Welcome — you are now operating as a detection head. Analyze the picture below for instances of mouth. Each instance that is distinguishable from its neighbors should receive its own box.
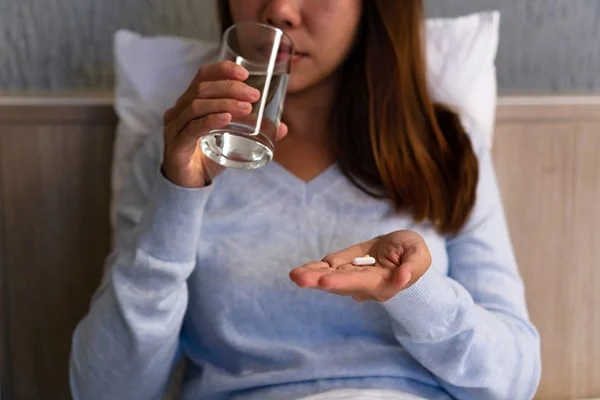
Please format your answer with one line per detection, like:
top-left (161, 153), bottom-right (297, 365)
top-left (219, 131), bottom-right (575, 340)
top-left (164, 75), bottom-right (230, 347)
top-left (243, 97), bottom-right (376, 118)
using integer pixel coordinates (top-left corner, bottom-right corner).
top-left (255, 43), bottom-right (306, 64)
top-left (277, 48), bottom-right (307, 64)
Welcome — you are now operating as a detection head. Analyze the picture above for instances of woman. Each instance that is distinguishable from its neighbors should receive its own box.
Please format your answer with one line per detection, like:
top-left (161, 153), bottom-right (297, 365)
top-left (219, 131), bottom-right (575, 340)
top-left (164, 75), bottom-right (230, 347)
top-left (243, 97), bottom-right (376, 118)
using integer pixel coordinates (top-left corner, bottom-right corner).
top-left (70, 1), bottom-right (541, 399)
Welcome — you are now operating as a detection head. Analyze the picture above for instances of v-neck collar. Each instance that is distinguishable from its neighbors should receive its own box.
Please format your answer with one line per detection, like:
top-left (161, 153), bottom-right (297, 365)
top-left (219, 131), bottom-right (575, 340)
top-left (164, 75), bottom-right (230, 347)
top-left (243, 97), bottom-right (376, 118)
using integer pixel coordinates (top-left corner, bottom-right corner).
top-left (258, 160), bottom-right (344, 202)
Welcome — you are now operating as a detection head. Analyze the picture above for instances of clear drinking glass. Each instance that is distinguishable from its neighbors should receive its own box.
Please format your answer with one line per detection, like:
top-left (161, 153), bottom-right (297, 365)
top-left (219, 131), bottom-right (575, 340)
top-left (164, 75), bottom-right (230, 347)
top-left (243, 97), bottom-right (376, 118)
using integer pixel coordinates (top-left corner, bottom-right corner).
top-left (200, 21), bottom-right (294, 169)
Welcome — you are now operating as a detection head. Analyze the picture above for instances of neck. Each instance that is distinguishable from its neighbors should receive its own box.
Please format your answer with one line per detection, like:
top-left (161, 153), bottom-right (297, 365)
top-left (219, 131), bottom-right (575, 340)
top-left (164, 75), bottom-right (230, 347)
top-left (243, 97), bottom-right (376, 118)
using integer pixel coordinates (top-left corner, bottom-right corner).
top-left (281, 73), bottom-right (339, 142)
top-left (272, 72), bottom-right (340, 180)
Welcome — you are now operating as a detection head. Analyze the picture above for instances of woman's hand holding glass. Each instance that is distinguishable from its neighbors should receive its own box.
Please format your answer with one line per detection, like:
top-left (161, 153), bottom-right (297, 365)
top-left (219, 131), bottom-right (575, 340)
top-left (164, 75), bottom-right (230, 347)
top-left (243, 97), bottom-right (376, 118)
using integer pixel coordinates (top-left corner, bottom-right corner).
top-left (161, 60), bottom-right (288, 188)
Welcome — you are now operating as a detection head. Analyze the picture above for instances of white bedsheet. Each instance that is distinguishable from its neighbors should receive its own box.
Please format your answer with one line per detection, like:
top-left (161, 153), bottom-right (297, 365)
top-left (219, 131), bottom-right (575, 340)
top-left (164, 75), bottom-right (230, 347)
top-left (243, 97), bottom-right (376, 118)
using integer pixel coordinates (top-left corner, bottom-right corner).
top-left (295, 389), bottom-right (429, 400)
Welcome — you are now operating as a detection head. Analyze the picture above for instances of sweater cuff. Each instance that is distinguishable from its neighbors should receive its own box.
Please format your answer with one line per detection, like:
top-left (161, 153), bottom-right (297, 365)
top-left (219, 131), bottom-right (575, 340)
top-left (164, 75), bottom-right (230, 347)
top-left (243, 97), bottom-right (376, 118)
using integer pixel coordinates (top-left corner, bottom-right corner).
top-left (381, 267), bottom-right (468, 340)
top-left (137, 172), bottom-right (213, 263)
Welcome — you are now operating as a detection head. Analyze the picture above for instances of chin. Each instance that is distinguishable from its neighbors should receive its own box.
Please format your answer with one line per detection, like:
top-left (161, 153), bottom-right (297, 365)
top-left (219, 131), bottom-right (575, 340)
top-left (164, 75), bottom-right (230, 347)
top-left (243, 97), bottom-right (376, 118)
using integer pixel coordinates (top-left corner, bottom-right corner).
top-left (285, 61), bottom-right (341, 96)
top-left (285, 73), bottom-right (325, 95)
top-left (285, 80), bottom-right (309, 95)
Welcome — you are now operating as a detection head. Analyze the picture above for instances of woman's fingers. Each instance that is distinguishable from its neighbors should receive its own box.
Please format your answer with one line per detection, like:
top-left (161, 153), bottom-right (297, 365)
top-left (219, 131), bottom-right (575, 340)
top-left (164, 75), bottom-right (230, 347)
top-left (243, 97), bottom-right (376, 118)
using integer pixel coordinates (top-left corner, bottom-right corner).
top-left (291, 262), bottom-right (390, 292)
top-left (289, 262), bottom-right (332, 288)
top-left (196, 80), bottom-right (261, 102)
top-left (290, 231), bottom-right (431, 301)
top-left (170, 113), bottom-right (231, 151)
top-left (317, 267), bottom-right (391, 293)
top-left (389, 240), bottom-right (430, 287)
top-left (167, 98), bottom-right (251, 138)
top-left (165, 61), bottom-right (251, 124)
top-left (321, 241), bottom-right (376, 269)
top-left (392, 261), bottom-right (416, 288)
top-left (195, 60), bottom-right (249, 82)
top-left (275, 122), bottom-right (289, 143)
top-left (161, 61), bottom-right (258, 188)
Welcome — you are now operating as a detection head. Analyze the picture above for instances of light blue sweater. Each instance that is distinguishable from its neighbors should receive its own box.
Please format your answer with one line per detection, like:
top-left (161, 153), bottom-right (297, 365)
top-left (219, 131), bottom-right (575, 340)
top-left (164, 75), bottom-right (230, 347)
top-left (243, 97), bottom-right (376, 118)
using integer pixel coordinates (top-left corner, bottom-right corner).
top-left (70, 131), bottom-right (541, 400)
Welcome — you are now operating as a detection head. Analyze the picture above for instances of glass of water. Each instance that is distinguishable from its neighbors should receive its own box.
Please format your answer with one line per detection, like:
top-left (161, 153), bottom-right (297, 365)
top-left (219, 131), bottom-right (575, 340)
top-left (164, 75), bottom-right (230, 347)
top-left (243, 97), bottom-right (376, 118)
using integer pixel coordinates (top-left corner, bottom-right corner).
top-left (200, 21), bottom-right (294, 169)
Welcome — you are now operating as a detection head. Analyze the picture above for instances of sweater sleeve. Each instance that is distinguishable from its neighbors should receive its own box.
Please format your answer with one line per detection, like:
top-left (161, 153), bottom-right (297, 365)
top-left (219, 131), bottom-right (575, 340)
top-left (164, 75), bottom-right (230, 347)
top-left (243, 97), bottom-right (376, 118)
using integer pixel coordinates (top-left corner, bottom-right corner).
top-left (380, 142), bottom-right (542, 400)
top-left (69, 134), bottom-right (213, 400)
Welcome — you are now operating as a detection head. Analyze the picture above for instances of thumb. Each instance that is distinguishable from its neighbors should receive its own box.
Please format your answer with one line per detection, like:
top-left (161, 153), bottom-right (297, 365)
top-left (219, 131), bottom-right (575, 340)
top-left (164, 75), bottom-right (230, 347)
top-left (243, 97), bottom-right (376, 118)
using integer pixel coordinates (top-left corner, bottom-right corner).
top-left (275, 122), bottom-right (289, 142)
top-left (393, 262), bottom-right (415, 288)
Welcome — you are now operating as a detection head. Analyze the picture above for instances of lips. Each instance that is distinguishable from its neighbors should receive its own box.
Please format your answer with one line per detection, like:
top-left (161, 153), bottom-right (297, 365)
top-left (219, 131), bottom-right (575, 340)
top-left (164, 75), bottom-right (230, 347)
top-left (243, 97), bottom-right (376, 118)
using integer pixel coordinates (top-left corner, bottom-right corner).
top-left (276, 47), bottom-right (306, 64)
top-left (255, 43), bottom-right (305, 64)
top-left (278, 44), bottom-right (294, 54)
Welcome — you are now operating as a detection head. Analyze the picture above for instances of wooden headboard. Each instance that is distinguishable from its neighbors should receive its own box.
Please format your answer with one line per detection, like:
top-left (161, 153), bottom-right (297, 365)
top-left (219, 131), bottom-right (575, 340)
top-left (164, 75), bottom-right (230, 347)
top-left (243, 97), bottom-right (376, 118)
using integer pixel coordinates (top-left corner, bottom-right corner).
top-left (0, 94), bottom-right (598, 400)
top-left (494, 97), bottom-right (600, 399)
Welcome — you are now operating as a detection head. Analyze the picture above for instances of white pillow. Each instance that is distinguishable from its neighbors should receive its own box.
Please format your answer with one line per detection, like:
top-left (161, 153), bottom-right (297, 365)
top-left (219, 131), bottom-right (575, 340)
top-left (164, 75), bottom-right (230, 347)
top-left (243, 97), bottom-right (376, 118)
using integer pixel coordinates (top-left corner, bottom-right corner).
top-left (111, 11), bottom-right (500, 226)
top-left (425, 11), bottom-right (500, 150)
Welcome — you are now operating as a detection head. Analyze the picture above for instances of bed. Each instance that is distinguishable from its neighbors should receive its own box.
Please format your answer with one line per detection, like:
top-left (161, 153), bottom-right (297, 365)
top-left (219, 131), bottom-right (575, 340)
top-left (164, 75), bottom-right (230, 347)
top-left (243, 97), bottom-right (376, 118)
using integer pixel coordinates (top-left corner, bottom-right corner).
top-left (0, 93), bottom-right (598, 399)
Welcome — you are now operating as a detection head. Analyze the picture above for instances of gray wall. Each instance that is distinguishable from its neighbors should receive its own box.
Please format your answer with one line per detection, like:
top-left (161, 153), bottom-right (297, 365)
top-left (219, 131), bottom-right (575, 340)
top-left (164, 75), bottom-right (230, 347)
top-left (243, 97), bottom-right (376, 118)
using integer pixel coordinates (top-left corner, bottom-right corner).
top-left (1, 0), bottom-right (599, 92)
top-left (0, 0), bottom-right (219, 90)
top-left (426, 0), bottom-right (600, 93)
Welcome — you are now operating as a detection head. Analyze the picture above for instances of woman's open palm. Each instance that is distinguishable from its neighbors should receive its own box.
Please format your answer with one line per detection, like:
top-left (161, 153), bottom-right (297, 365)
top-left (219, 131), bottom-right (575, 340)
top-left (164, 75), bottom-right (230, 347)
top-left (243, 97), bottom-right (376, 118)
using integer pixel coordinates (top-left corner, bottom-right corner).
top-left (289, 230), bottom-right (432, 302)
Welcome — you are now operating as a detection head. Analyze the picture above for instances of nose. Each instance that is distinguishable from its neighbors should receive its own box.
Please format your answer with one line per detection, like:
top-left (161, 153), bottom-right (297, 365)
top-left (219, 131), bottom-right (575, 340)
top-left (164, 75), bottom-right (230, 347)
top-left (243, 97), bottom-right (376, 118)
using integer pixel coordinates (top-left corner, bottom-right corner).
top-left (260, 0), bottom-right (301, 29)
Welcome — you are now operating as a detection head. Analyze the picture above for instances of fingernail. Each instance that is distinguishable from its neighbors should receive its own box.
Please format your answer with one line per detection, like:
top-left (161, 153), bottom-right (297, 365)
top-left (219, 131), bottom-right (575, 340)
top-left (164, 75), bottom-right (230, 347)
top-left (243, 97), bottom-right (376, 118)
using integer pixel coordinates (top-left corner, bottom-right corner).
top-left (238, 102), bottom-right (251, 110)
top-left (216, 113), bottom-right (230, 121)
top-left (246, 87), bottom-right (260, 99)
top-left (237, 66), bottom-right (249, 79)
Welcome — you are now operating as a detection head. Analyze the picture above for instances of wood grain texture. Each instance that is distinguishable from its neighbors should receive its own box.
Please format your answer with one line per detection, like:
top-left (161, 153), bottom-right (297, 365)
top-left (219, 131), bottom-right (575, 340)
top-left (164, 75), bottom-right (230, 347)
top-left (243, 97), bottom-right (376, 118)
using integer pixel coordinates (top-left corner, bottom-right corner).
top-left (497, 104), bottom-right (600, 122)
top-left (0, 105), bottom-right (117, 125)
top-left (493, 116), bottom-right (600, 399)
top-left (0, 122), bottom-right (7, 400)
top-left (0, 114), bottom-right (115, 399)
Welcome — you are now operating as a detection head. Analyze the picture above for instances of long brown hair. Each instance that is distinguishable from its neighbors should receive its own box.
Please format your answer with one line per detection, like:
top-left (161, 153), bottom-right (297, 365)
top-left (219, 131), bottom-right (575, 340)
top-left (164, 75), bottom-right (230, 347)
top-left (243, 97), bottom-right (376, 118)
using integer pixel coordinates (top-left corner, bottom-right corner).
top-left (217, 0), bottom-right (478, 235)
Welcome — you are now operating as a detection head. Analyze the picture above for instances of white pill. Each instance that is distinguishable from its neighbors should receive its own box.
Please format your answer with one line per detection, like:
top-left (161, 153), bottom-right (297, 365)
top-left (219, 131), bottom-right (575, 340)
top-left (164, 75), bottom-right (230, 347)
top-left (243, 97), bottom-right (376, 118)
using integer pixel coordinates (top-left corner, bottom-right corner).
top-left (352, 256), bottom-right (376, 266)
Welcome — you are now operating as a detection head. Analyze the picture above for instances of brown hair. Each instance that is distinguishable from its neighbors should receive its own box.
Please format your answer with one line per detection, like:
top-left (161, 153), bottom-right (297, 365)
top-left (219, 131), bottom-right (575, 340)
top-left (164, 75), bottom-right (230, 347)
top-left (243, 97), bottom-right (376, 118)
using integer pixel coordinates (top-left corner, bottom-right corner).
top-left (217, 0), bottom-right (478, 235)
